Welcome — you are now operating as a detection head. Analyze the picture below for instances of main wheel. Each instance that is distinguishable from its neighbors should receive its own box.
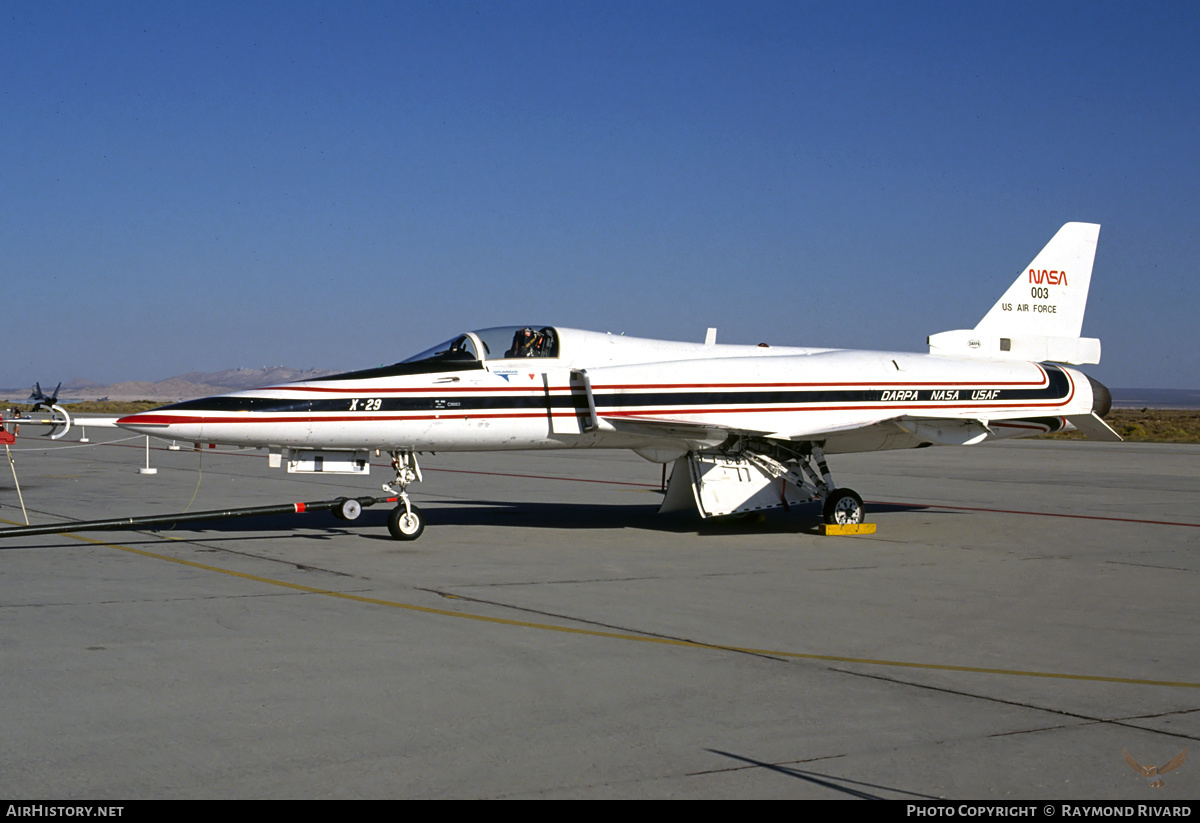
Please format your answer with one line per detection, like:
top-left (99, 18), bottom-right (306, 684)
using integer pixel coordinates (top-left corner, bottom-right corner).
top-left (332, 498), bottom-right (362, 521)
top-left (822, 488), bottom-right (865, 525)
top-left (387, 505), bottom-right (425, 540)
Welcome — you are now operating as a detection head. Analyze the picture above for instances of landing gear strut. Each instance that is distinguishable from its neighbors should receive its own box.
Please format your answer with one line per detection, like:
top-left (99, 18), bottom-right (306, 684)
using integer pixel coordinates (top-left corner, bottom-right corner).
top-left (751, 443), bottom-right (864, 525)
top-left (383, 450), bottom-right (425, 541)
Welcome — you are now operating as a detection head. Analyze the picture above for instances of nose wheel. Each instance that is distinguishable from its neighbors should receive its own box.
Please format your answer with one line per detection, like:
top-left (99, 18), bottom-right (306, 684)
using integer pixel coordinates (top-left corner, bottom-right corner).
top-left (388, 504), bottom-right (425, 540)
top-left (382, 450), bottom-right (426, 540)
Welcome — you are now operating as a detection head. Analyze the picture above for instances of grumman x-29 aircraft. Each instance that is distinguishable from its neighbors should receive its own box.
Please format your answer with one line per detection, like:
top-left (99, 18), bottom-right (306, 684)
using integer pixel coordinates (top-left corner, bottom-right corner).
top-left (117, 222), bottom-right (1118, 540)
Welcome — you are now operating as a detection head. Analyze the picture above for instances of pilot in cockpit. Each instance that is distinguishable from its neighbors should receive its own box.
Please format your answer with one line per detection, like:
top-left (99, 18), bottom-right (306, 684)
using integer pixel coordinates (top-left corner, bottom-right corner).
top-left (506, 327), bottom-right (552, 358)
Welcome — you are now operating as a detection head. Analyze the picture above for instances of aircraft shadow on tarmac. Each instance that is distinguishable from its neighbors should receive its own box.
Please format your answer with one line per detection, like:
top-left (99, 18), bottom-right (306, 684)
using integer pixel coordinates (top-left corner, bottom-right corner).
top-left (87, 498), bottom-right (946, 541)
top-left (401, 499), bottom-right (944, 536)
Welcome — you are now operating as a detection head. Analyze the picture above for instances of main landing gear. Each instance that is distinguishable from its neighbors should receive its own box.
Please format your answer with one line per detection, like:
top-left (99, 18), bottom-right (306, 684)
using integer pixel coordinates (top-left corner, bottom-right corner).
top-left (383, 450), bottom-right (425, 541)
top-left (822, 487), bottom-right (865, 526)
top-left (679, 440), bottom-right (866, 526)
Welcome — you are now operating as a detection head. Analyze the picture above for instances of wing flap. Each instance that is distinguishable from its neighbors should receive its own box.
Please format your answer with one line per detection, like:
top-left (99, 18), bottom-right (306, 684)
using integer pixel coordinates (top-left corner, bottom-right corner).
top-left (1066, 412), bottom-right (1123, 442)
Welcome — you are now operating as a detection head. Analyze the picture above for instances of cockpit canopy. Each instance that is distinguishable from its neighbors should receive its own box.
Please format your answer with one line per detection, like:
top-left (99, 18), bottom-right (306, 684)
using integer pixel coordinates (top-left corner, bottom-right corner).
top-left (402, 326), bottom-right (559, 365)
top-left (313, 326), bottom-right (561, 384)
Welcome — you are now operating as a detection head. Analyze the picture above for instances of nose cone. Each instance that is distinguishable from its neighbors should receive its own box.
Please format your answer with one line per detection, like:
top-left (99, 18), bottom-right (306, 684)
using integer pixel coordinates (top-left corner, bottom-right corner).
top-left (1087, 374), bottom-right (1113, 417)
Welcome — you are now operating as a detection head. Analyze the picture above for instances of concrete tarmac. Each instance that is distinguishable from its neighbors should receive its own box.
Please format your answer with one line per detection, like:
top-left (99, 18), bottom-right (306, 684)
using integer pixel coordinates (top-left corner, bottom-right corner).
top-left (1, 426), bottom-right (1197, 799)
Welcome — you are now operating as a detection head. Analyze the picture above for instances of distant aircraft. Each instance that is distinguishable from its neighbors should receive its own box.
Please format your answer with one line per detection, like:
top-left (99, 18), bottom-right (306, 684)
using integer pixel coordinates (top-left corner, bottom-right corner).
top-left (27, 382), bottom-right (62, 412)
top-left (117, 223), bottom-right (1117, 540)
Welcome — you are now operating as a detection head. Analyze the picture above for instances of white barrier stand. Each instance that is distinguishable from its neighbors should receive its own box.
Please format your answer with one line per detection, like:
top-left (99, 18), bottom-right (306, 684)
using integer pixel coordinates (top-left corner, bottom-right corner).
top-left (4, 443), bottom-right (30, 525)
top-left (138, 436), bottom-right (157, 475)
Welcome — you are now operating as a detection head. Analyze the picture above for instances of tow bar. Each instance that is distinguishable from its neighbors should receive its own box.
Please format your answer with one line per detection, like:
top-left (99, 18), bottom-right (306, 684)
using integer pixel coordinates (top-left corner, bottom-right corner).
top-left (0, 496), bottom-right (398, 540)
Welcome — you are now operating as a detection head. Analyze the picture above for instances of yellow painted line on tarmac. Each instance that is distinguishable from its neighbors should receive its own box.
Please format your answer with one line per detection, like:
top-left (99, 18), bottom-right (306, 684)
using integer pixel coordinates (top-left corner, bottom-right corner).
top-left (13, 524), bottom-right (1200, 690)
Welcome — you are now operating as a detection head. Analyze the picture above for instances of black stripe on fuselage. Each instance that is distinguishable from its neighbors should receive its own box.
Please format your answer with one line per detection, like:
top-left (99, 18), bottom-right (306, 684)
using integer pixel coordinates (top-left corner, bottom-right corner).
top-left (315, 358), bottom-right (483, 382)
top-left (595, 366), bottom-right (1069, 407)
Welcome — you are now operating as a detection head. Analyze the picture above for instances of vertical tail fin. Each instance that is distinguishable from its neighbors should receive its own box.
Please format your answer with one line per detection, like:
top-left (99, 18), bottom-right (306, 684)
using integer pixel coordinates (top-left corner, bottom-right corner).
top-left (928, 222), bottom-right (1102, 364)
top-left (975, 222), bottom-right (1099, 338)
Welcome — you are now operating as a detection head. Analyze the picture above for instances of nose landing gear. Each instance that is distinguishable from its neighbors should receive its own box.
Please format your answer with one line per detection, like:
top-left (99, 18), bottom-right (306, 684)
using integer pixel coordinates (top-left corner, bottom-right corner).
top-left (383, 450), bottom-right (425, 540)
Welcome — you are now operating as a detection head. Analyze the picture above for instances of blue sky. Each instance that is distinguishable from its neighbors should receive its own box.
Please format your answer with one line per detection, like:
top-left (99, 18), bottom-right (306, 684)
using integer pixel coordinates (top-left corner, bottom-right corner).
top-left (3, 1), bottom-right (1197, 389)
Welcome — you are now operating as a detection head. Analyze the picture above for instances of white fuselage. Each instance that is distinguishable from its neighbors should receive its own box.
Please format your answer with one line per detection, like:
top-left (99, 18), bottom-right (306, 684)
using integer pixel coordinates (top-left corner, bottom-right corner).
top-left (116, 327), bottom-right (1101, 458)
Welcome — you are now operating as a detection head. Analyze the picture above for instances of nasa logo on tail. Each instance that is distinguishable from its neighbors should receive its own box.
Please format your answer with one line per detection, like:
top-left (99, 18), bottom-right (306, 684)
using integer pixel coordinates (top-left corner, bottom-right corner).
top-left (1029, 269), bottom-right (1068, 286)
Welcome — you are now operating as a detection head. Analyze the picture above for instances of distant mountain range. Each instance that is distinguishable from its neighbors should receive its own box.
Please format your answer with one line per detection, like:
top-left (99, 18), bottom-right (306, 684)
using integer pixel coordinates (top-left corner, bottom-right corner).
top-left (2, 367), bottom-right (340, 403)
top-left (3, 370), bottom-right (1199, 408)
